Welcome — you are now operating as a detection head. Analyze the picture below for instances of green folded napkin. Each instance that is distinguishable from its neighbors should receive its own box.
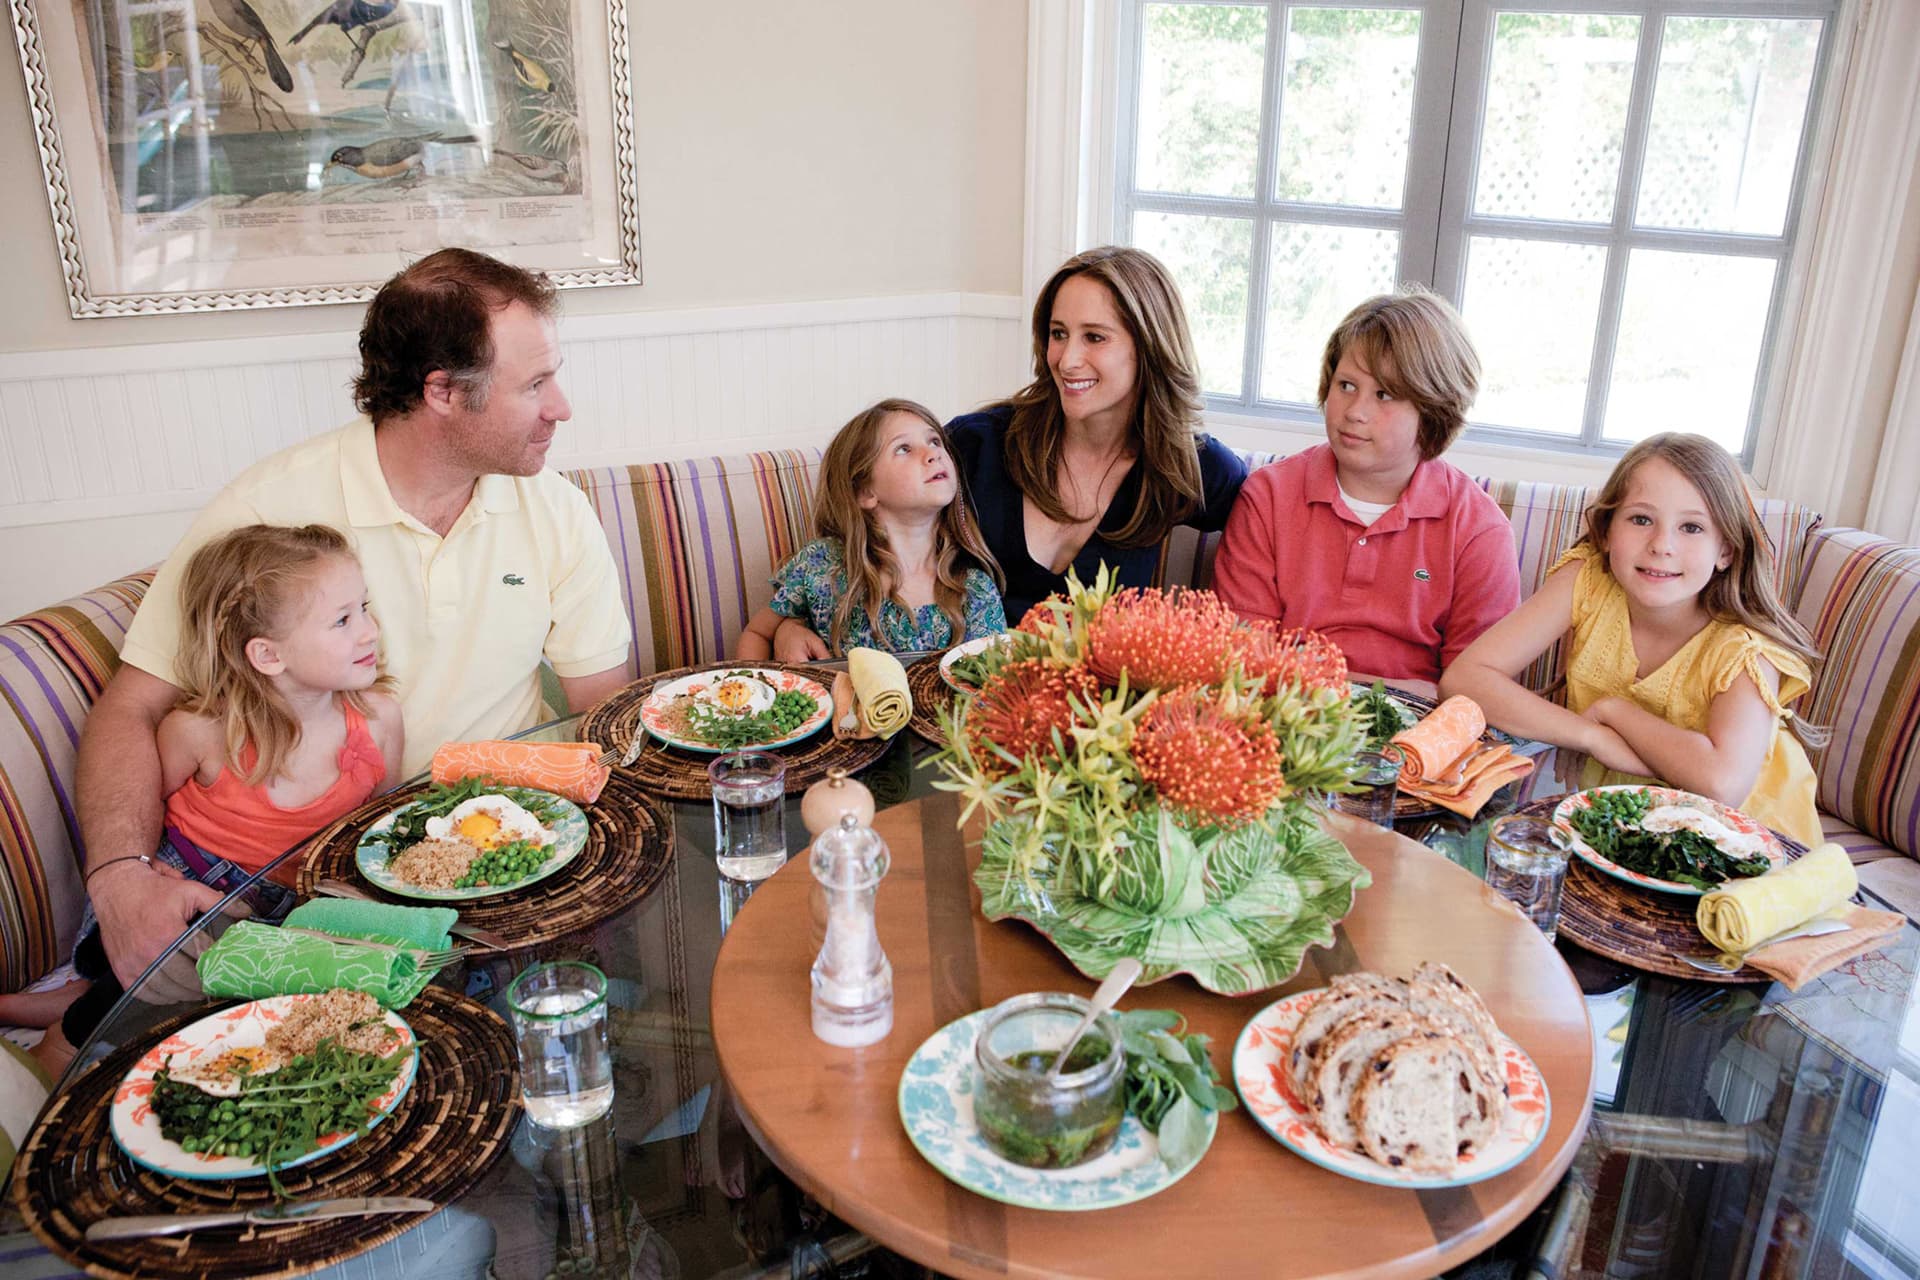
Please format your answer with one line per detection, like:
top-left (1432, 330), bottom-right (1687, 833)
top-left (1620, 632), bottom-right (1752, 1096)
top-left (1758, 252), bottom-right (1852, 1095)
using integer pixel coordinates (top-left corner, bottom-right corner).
top-left (197, 902), bottom-right (457, 1008)
top-left (284, 900), bottom-right (457, 950)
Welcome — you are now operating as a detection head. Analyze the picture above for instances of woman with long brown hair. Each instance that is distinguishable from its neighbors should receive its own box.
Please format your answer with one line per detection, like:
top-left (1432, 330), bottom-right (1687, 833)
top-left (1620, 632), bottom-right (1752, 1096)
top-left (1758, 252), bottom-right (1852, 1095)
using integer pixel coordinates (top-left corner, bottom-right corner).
top-left (769, 247), bottom-right (1245, 657)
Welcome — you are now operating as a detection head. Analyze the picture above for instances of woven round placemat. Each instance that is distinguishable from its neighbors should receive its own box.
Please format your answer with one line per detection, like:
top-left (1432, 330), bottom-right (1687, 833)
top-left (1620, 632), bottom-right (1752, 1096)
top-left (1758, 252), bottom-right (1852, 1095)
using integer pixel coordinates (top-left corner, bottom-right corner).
top-left (11, 986), bottom-right (519, 1279)
top-left (577, 662), bottom-right (891, 799)
top-left (906, 655), bottom-right (957, 747)
top-left (1520, 796), bottom-right (1811, 984)
top-left (294, 767), bottom-right (673, 950)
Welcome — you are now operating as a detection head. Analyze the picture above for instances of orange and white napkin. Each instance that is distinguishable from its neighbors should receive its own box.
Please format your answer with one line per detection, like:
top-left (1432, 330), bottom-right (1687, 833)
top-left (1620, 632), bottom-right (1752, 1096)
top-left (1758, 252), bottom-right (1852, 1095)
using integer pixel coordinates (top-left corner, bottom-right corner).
top-left (1389, 695), bottom-right (1533, 819)
top-left (431, 740), bottom-right (610, 804)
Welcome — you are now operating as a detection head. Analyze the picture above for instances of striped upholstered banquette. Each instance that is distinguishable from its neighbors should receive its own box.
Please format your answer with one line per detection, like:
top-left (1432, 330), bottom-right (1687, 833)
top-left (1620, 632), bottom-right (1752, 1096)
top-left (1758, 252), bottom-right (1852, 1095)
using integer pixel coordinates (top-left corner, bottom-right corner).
top-left (0, 448), bottom-right (1913, 994)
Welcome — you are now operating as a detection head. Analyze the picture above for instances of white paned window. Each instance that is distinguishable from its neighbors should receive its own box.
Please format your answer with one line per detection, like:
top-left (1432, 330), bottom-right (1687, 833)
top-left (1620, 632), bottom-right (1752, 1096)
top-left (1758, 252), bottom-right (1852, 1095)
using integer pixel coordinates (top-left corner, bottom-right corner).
top-left (1115, 2), bottom-right (1837, 460)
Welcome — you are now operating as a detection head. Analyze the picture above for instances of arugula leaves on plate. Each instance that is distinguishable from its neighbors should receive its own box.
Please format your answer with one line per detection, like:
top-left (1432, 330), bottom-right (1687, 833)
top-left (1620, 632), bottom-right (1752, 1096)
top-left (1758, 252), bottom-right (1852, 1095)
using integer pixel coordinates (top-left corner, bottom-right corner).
top-left (1351, 679), bottom-right (1408, 751)
top-left (1567, 787), bottom-right (1772, 890)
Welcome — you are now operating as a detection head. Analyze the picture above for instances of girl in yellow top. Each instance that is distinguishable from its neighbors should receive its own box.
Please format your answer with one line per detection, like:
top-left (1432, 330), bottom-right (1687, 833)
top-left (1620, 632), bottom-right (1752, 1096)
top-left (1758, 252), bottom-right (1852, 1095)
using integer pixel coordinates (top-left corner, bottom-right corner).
top-left (1441, 433), bottom-right (1824, 846)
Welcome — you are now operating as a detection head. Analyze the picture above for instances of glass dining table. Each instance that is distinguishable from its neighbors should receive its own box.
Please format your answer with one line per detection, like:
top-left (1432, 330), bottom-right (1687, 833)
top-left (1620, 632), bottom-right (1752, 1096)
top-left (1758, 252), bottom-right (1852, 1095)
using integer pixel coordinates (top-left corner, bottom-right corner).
top-left (47, 716), bottom-right (1920, 1280)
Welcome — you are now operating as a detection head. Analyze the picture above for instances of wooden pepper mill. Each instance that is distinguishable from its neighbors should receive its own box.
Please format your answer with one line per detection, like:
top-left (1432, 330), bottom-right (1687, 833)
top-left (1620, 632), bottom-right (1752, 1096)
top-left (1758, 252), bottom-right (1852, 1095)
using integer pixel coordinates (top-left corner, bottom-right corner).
top-left (800, 768), bottom-right (876, 837)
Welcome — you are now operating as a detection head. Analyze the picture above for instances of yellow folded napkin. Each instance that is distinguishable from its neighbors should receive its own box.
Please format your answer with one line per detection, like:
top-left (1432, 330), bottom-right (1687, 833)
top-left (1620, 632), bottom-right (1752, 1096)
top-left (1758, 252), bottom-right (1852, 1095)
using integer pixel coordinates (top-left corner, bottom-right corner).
top-left (1740, 903), bottom-right (1907, 991)
top-left (831, 648), bottom-right (911, 739)
top-left (1696, 843), bottom-right (1857, 954)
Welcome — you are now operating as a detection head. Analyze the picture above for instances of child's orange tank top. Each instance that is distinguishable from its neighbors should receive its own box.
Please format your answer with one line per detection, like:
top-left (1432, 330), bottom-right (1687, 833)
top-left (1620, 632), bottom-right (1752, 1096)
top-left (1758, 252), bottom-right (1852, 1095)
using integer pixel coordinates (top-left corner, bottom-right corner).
top-left (164, 700), bottom-right (386, 871)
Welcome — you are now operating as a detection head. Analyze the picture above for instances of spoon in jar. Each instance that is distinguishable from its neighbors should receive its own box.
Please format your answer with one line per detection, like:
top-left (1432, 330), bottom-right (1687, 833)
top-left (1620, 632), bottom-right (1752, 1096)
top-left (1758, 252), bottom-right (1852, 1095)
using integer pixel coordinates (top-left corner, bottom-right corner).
top-left (1048, 957), bottom-right (1144, 1080)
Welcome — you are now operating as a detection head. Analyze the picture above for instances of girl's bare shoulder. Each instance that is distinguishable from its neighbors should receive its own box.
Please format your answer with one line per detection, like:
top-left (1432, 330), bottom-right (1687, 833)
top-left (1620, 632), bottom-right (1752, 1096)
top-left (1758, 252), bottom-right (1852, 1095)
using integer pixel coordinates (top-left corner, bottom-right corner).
top-left (157, 706), bottom-right (228, 775)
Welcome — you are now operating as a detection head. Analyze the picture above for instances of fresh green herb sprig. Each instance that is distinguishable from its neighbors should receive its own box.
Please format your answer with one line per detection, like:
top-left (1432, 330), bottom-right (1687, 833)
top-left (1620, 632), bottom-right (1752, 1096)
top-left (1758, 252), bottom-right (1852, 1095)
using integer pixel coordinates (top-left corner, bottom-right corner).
top-left (1352, 680), bottom-right (1409, 751)
top-left (456, 838), bottom-right (550, 888)
top-left (1116, 1009), bottom-right (1236, 1167)
top-left (686, 688), bottom-right (819, 748)
top-left (1569, 787), bottom-right (1772, 889)
top-left (152, 1037), bottom-right (408, 1198)
top-left (366, 777), bottom-right (561, 855)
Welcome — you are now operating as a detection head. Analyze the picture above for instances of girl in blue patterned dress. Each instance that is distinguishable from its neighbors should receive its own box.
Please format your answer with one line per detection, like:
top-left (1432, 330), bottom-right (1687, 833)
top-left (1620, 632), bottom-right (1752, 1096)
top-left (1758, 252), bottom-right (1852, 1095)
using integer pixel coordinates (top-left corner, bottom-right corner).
top-left (738, 399), bottom-right (1006, 658)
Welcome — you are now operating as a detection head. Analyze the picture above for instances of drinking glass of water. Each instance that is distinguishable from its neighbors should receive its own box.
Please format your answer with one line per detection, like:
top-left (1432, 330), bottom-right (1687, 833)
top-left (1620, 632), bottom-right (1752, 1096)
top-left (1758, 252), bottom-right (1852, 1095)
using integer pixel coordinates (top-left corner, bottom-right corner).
top-left (1332, 748), bottom-right (1402, 829)
top-left (508, 961), bottom-right (614, 1129)
top-left (1483, 815), bottom-right (1572, 941)
top-left (710, 751), bottom-right (789, 882)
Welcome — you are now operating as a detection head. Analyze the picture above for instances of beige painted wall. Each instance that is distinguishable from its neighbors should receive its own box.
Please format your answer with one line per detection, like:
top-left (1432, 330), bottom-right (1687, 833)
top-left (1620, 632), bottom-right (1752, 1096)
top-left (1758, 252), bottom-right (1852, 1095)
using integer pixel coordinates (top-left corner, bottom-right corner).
top-left (0, 0), bottom-right (1027, 351)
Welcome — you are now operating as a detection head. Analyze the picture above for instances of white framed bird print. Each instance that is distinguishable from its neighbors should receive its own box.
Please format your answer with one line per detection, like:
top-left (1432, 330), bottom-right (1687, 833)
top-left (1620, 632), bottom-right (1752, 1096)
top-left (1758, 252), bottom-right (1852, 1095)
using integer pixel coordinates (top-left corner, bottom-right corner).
top-left (7, 0), bottom-right (641, 314)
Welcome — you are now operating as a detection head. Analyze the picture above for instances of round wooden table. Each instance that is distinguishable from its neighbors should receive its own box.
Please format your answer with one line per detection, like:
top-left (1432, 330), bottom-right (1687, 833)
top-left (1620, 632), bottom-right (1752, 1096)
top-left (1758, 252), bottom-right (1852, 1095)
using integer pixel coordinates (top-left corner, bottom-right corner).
top-left (711, 795), bottom-right (1595, 1279)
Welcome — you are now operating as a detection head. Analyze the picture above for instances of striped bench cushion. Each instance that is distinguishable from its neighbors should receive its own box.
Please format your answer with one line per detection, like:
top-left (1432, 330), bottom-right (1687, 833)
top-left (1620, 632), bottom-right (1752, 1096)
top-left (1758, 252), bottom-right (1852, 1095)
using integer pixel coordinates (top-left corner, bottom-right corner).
top-left (1796, 528), bottom-right (1920, 861)
top-left (562, 451), bottom-right (822, 676)
top-left (0, 574), bottom-right (153, 994)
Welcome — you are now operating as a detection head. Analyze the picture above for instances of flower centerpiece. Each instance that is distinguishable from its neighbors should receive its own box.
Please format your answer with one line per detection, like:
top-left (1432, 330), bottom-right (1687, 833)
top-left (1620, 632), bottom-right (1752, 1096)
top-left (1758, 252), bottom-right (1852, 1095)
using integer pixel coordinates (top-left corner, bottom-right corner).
top-left (932, 568), bottom-right (1373, 995)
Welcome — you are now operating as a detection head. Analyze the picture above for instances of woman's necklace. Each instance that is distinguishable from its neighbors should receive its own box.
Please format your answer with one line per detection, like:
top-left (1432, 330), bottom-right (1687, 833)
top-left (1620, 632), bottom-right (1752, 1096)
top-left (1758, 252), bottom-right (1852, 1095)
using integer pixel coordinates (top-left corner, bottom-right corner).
top-left (1061, 446), bottom-right (1131, 523)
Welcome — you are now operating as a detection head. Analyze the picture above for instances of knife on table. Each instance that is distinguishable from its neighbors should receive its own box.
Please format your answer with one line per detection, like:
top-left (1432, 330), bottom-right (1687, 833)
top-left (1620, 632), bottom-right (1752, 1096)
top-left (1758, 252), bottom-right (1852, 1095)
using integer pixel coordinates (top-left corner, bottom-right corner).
top-left (313, 878), bottom-right (512, 951)
top-left (85, 1196), bottom-right (436, 1241)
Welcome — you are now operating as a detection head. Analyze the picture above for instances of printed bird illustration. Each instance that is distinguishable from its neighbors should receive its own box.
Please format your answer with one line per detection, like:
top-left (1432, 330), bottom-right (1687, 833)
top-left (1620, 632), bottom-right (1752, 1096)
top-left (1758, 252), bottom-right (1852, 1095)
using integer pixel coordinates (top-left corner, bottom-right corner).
top-left (493, 148), bottom-right (567, 183)
top-left (290, 0), bottom-right (397, 44)
top-left (327, 131), bottom-right (473, 179)
top-left (491, 38), bottom-right (553, 94)
top-left (289, 0), bottom-right (409, 86)
top-left (207, 0), bottom-right (294, 91)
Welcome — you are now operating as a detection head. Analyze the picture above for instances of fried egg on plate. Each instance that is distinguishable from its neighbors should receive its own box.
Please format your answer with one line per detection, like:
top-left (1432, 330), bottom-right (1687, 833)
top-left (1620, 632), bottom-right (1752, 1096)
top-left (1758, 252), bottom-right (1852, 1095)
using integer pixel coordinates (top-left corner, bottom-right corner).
top-left (171, 1043), bottom-right (288, 1098)
top-left (424, 794), bottom-right (555, 850)
top-left (694, 675), bottom-right (775, 715)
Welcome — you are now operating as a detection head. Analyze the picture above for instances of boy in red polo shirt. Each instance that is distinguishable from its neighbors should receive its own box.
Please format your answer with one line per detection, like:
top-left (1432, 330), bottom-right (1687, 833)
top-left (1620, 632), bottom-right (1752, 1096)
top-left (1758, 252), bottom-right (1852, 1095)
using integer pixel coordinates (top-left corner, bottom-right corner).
top-left (1212, 287), bottom-right (1519, 688)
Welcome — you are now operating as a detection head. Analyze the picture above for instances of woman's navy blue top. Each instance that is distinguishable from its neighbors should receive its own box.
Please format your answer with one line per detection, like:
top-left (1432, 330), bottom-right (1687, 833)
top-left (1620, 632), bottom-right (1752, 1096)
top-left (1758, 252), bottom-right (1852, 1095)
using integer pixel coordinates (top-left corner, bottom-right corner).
top-left (947, 405), bottom-right (1249, 622)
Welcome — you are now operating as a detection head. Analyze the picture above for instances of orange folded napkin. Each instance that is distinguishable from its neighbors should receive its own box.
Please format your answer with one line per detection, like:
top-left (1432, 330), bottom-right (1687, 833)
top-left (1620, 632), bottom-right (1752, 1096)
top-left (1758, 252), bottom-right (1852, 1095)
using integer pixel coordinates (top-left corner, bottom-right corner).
top-left (431, 740), bottom-right (609, 804)
top-left (1385, 695), bottom-right (1532, 818)
top-left (1390, 696), bottom-right (1486, 784)
top-left (1739, 903), bottom-right (1907, 991)
top-left (1402, 747), bottom-right (1534, 819)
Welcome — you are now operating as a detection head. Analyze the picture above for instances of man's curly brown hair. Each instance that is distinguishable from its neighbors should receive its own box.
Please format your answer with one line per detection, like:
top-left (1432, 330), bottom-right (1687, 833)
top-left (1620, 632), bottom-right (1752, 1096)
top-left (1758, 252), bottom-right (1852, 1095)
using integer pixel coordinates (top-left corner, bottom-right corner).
top-left (353, 248), bottom-right (556, 424)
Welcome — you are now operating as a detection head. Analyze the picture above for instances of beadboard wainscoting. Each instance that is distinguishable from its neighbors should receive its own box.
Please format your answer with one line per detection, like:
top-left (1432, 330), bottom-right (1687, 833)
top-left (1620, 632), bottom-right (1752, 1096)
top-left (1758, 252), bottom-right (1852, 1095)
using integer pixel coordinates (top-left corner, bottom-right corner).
top-left (0, 293), bottom-right (1028, 617)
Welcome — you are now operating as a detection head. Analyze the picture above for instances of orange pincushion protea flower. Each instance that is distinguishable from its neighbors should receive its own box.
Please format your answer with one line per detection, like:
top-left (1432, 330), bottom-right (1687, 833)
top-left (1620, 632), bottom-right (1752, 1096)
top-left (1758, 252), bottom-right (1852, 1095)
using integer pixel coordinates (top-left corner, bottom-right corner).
top-left (966, 659), bottom-right (1097, 778)
top-left (1131, 690), bottom-right (1287, 823)
top-left (1232, 623), bottom-right (1349, 695)
top-left (1085, 587), bottom-right (1238, 690)
top-left (1017, 598), bottom-right (1064, 635)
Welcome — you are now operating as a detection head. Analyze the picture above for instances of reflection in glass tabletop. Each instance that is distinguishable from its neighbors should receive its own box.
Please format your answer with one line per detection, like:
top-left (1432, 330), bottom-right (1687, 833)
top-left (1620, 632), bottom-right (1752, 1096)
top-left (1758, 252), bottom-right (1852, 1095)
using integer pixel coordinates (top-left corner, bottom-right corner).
top-left (50, 716), bottom-right (1920, 1279)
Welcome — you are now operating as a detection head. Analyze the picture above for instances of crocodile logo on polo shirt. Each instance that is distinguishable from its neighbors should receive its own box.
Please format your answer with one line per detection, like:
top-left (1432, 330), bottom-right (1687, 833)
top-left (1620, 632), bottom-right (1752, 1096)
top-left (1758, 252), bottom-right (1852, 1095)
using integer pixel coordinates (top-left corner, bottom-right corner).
top-left (1414, 568), bottom-right (1431, 581)
top-left (502, 574), bottom-right (526, 586)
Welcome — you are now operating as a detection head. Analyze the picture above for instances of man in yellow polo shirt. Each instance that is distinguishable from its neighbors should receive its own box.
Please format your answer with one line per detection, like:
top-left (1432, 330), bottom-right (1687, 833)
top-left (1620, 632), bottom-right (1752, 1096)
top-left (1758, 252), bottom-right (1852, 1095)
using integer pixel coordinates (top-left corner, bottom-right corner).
top-left (72, 248), bottom-right (632, 1004)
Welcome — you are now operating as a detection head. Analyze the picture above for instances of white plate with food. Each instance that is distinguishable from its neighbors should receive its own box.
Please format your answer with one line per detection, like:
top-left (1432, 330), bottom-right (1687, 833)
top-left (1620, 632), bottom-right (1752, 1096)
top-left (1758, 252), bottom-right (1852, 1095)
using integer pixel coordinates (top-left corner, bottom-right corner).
top-left (355, 782), bottom-right (589, 901)
top-left (1552, 785), bottom-right (1787, 896)
top-left (939, 634), bottom-right (1015, 694)
top-left (110, 990), bottom-right (417, 1181)
top-left (639, 667), bottom-right (832, 753)
top-left (1232, 970), bottom-right (1550, 1190)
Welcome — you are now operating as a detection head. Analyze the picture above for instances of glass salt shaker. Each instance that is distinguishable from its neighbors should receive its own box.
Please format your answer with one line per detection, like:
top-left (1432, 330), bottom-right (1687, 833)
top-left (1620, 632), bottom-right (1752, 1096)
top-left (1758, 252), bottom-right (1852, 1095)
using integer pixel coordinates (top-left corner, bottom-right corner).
top-left (809, 813), bottom-right (892, 1047)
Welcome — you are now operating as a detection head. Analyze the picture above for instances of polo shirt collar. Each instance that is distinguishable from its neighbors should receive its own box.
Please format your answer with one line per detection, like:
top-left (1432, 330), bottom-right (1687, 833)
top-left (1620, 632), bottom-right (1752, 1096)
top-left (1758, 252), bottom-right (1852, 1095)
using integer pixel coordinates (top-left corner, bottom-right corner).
top-left (341, 418), bottom-right (407, 529)
top-left (340, 418), bottom-right (523, 529)
top-left (1303, 444), bottom-right (1448, 521)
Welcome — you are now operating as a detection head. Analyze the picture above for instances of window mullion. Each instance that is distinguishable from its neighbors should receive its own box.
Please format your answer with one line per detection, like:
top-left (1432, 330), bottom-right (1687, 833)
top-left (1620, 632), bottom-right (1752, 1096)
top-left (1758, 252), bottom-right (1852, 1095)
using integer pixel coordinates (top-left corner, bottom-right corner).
top-left (1401, 0), bottom-right (1465, 286)
top-left (1432, 1), bottom-right (1494, 302)
top-left (1578, 11), bottom-right (1665, 449)
top-left (1235, 1), bottom-right (1287, 412)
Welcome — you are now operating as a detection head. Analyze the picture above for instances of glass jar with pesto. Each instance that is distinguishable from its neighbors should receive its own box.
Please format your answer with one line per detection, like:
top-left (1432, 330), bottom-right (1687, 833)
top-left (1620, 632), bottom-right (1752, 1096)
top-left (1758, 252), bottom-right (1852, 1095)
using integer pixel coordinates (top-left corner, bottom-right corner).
top-left (972, 993), bottom-right (1125, 1169)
